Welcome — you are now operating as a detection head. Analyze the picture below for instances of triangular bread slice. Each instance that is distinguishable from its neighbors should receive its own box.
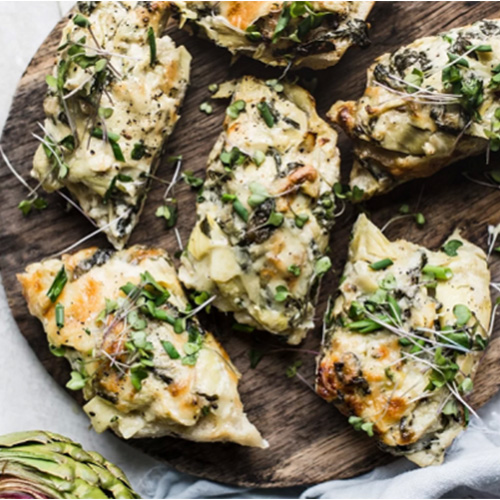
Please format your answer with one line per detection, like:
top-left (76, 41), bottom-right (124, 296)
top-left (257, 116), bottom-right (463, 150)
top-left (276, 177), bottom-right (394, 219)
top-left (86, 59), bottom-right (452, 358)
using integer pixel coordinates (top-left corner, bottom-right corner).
top-left (32, 2), bottom-right (191, 248)
top-left (317, 214), bottom-right (491, 466)
top-left (18, 246), bottom-right (265, 448)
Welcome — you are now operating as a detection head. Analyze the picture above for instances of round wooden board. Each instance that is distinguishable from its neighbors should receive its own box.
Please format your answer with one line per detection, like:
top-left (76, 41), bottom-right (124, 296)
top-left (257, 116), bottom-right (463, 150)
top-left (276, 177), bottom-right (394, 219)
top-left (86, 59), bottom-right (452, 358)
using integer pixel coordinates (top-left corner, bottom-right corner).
top-left (3, 1), bottom-right (500, 489)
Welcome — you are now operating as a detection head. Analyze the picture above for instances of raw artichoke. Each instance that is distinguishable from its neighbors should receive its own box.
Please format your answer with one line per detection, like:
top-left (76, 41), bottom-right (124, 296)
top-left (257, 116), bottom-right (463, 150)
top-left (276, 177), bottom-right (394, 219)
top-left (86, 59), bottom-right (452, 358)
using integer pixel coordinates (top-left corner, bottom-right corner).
top-left (0, 431), bottom-right (140, 499)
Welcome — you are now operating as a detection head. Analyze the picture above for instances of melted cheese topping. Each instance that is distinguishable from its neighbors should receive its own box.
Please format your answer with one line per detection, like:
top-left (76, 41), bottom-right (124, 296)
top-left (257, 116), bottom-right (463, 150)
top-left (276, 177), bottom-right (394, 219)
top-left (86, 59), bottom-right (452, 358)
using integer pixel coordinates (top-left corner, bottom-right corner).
top-left (32, 2), bottom-right (191, 248)
top-left (179, 76), bottom-right (340, 344)
top-left (17, 246), bottom-right (265, 448)
top-left (330, 19), bottom-right (500, 199)
top-left (316, 215), bottom-right (491, 466)
top-left (171, 1), bottom-right (373, 69)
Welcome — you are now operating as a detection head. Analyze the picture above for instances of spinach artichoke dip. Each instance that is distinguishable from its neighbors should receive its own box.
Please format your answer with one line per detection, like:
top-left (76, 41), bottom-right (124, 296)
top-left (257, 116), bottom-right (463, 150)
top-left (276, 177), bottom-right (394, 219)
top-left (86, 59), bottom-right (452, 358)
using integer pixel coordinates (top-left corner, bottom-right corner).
top-left (32, 1), bottom-right (191, 248)
top-left (179, 76), bottom-right (341, 345)
top-left (330, 19), bottom-right (500, 199)
top-left (317, 214), bottom-right (491, 466)
top-left (18, 246), bottom-right (265, 448)
top-left (170, 1), bottom-right (373, 69)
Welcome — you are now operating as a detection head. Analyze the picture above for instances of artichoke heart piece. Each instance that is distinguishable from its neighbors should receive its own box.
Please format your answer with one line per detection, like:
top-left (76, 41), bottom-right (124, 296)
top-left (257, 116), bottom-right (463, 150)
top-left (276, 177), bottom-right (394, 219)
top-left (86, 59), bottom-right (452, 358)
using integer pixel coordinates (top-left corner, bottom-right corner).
top-left (329, 19), bottom-right (500, 199)
top-left (17, 246), bottom-right (265, 449)
top-left (179, 76), bottom-right (341, 344)
top-left (32, 2), bottom-right (191, 249)
top-left (0, 430), bottom-right (139, 499)
top-left (317, 214), bottom-right (491, 467)
top-left (170, 1), bottom-right (374, 69)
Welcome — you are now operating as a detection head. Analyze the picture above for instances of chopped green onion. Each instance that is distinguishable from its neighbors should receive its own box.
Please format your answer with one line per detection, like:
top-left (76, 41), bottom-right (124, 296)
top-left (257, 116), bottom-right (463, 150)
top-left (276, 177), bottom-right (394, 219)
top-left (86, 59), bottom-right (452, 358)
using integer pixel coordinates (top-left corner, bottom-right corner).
top-left (46, 267), bottom-right (68, 303)
top-left (162, 340), bottom-right (180, 359)
top-left (257, 101), bottom-right (275, 127)
top-left (55, 303), bottom-right (65, 328)
top-left (288, 264), bottom-right (301, 277)
top-left (370, 258), bottom-right (393, 271)
top-left (422, 265), bottom-right (453, 281)
top-left (233, 198), bottom-right (249, 222)
top-left (147, 27), bottom-right (156, 66)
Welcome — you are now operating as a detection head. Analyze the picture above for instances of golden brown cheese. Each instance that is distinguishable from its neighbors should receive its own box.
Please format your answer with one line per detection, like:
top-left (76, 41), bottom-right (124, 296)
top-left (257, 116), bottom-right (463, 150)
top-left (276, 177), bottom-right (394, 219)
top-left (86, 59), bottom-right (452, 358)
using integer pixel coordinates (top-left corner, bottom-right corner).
top-left (18, 246), bottom-right (265, 448)
top-left (329, 19), bottom-right (500, 199)
top-left (171, 1), bottom-right (373, 69)
top-left (32, 2), bottom-right (191, 248)
top-left (316, 215), bottom-right (491, 466)
top-left (179, 76), bottom-right (340, 344)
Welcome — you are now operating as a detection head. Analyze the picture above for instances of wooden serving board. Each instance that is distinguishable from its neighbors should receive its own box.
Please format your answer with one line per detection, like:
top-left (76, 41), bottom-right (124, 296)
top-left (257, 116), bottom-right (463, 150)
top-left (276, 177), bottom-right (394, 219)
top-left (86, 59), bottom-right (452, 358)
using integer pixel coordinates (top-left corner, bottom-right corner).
top-left (2, 1), bottom-right (500, 489)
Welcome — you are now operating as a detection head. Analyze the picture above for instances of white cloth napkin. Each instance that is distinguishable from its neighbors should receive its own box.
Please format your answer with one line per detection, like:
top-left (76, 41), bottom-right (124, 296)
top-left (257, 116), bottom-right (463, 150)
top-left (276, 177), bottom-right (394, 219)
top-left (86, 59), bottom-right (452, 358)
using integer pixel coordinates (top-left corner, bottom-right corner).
top-left (139, 392), bottom-right (500, 499)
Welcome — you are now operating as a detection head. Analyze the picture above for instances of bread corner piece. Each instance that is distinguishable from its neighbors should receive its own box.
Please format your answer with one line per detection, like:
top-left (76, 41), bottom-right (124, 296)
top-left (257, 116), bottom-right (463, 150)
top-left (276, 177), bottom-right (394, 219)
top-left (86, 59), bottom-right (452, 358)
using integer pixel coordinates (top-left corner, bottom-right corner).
top-left (17, 246), bottom-right (265, 449)
top-left (316, 214), bottom-right (491, 466)
top-left (170, 1), bottom-right (374, 69)
top-left (32, 2), bottom-right (191, 249)
top-left (179, 75), bottom-right (340, 345)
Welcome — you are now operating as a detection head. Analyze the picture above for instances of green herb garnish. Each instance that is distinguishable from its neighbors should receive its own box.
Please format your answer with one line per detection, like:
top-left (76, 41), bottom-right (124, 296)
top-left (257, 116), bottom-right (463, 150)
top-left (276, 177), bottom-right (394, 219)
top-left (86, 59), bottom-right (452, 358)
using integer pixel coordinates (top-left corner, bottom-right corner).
top-left (257, 101), bottom-right (275, 127)
top-left (55, 303), bottom-right (65, 328)
top-left (162, 340), bottom-right (180, 359)
top-left (226, 99), bottom-right (246, 119)
top-left (47, 267), bottom-right (67, 303)
top-left (147, 27), bottom-right (156, 66)
top-left (370, 258), bottom-right (393, 271)
top-left (442, 239), bottom-right (463, 256)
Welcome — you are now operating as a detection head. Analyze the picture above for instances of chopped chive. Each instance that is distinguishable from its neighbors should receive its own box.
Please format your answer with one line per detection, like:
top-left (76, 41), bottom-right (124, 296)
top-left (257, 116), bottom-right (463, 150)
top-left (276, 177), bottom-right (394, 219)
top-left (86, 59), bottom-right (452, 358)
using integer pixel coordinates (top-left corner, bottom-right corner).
top-left (47, 267), bottom-right (68, 302)
top-left (233, 323), bottom-right (255, 333)
top-left (257, 101), bottom-right (275, 127)
top-left (422, 265), bottom-right (453, 280)
top-left (162, 340), bottom-right (180, 359)
top-left (233, 198), bottom-right (249, 222)
top-left (370, 258), bottom-right (393, 271)
top-left (468, 44), bottom-right (492, 52)
top-left (55, 303), bottom-right (65, 328)
top-left (147, 26), bottom-right (156, 66)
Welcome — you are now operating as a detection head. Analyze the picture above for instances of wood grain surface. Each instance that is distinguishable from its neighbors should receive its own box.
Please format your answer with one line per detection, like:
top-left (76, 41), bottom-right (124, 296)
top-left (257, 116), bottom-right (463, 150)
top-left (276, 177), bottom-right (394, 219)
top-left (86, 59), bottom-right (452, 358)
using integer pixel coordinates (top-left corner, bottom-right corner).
top-left (2, 1), bottom-right (500, 488)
